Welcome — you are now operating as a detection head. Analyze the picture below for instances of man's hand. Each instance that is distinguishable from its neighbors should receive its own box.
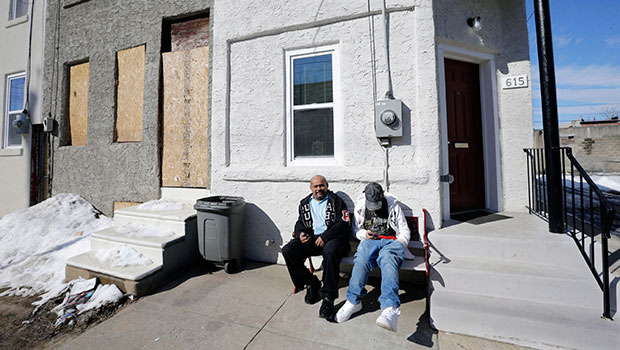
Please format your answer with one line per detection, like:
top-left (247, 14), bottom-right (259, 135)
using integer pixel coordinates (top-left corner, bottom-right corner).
top-left (315, 236), bottom-right (325, 247)
top-left (365, 231), bottom-right (379, 240)
top-left (299, 232), bottom-right (311, 244)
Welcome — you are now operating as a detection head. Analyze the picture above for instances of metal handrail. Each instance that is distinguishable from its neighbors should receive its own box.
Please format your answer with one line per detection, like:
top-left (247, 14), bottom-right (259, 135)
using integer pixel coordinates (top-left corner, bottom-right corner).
top-left (523, 147), bottom-right (616, 320)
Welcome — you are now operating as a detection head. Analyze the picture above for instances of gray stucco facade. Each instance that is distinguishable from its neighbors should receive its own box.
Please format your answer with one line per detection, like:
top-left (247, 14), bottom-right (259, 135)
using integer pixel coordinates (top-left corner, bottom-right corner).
top-left (43, 0), bottom-right (213, 215)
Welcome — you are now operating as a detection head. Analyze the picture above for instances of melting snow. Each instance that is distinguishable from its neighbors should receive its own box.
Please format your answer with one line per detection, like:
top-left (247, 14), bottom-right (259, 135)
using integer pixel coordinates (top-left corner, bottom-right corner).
top-left (115, 223), bottom-right (174, 238)
top-left (0, 193), bottom-right (112, 306)
top-left (137, 199), bottom-right (184, 211)
top-left (95, 245), bottom-right (153, 267)
top-left (76, 284), bottom-right (124, 314)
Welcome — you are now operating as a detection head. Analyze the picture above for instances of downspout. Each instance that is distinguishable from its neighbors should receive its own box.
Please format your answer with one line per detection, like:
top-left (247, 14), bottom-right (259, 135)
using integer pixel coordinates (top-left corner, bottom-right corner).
top-left (533, 0), bottom-right (564, 232)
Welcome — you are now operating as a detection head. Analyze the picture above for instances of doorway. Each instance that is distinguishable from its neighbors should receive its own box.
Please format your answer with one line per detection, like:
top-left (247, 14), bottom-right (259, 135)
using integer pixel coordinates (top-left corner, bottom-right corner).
top-left (161, 14), bottom-right (210, 188)
top-left (445, 58), bottom-right (485, 213)
top-left (438, 46), bottom-right (502, 222)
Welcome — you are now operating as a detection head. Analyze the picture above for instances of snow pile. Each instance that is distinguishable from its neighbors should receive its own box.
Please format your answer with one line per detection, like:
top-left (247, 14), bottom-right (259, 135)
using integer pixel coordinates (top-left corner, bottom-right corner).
top-left (76, 284), bottom-right (124, 314)
top-left (591, 175), bottom-right (620, 193)
top-left (137, 199), bottom-right (184, 211)
top-left (115, 223), bottom-right (175, 238)
top-left (0, 194), bottom-right (112, 305)
top-left (95, 245), bottom-right (153, 267)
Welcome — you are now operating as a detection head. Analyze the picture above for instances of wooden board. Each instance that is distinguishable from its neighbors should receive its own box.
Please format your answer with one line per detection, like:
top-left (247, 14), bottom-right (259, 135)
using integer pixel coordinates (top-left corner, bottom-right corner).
top-left (115, 45), bottom-right (145, 142)
top-left (161, 46), bottom-right (209, 188)
top-left (113, 201), bottom-right (141, 214)
top-left (69, 62), bottom-right (89, 146)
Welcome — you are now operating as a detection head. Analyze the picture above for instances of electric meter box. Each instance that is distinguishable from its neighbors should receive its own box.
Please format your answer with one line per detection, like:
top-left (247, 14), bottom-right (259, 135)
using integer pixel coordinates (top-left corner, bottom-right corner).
top-left (375, 99), bottom-right (403, 138)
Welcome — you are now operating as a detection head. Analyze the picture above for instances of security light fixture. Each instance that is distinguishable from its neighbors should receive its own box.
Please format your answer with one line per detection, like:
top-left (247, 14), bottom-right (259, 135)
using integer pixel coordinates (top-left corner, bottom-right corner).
top-left (467, 17), bottom-right (482, 32)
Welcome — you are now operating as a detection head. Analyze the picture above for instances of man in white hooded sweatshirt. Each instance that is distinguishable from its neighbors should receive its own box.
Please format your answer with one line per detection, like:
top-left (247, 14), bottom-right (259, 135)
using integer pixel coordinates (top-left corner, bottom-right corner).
top-left (334, 182), bottom-right (411, 331)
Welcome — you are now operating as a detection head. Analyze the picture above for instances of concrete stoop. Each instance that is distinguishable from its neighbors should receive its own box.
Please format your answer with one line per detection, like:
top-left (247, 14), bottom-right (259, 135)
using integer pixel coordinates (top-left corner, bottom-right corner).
top-left (428, 212), bottom-right (620, 350)
top-left (66, 202), bottom-right (201, 296)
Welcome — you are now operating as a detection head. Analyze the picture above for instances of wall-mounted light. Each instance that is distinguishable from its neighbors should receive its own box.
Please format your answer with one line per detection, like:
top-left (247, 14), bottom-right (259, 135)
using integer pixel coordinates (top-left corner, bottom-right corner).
top-left (467, 16), bottom-right (482, 32)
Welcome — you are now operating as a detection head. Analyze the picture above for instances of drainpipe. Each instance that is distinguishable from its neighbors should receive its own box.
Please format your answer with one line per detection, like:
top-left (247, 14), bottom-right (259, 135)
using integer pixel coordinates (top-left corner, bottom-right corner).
top-left (534, 0), bottom-right (564, 233)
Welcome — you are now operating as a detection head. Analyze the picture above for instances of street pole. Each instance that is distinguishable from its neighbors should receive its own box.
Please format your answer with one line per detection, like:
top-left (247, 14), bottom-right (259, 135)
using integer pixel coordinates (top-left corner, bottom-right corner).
top-left (534, 0), bottom-right (564, 233)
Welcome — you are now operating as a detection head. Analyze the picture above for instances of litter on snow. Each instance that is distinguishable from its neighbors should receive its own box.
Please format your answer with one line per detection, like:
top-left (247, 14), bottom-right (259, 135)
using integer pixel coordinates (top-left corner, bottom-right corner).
top-left (53, 278), bottom-right (124, 326)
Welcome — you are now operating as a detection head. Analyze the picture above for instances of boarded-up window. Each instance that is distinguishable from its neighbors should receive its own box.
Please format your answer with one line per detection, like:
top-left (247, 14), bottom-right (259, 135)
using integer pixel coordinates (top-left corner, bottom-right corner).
top-left (68, 62), bottom-right (89, 146)
top-left (115, 45), bottom-right (145, 142)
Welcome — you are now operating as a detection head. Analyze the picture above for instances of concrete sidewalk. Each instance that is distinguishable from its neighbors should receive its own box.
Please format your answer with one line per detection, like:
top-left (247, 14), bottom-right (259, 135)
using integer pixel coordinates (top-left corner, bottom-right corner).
top-left (52, 262), bottom-right (532, 350)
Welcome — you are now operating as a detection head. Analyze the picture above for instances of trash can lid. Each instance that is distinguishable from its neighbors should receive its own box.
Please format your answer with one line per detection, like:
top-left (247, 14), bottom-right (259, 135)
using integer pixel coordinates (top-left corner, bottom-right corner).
top-left (194, 196), bottom-right (245, 210)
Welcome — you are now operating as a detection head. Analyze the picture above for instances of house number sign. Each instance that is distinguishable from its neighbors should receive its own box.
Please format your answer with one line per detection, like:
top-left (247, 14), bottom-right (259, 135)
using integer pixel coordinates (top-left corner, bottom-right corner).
top-left (501, 75), bottom-right (528, 89)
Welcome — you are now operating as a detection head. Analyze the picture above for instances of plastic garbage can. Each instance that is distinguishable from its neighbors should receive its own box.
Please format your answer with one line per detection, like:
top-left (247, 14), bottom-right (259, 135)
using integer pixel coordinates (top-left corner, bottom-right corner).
top-left (194, 196), bottom-right (245, 273)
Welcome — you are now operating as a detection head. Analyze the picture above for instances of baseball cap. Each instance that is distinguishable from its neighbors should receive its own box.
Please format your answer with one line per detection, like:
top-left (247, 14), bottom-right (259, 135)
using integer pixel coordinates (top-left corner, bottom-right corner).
top-left (364, 182), bottom-right (384, 211)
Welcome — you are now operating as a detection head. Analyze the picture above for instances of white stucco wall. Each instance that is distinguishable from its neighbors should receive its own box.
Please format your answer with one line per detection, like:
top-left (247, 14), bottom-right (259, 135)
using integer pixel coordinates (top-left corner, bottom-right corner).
top-left (0, 0), bottom-right (46, 218)
top-left (210, 0), bottom-right (532, 263)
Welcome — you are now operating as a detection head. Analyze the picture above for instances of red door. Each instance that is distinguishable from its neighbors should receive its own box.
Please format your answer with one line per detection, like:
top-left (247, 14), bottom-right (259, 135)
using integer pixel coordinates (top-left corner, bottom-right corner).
top-left (445, 59), bottom-right (485, 213)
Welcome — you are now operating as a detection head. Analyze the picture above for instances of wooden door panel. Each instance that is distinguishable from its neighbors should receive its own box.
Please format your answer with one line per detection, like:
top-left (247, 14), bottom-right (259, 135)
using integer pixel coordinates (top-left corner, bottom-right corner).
top-left (162, 46), bottom-right (209, 188)
top-left (445, 59), bottom-right (485, 213)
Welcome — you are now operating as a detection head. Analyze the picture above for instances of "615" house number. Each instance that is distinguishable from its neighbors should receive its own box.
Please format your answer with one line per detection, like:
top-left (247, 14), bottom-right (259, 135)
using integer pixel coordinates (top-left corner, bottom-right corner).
top-left (501, 75), bottom-right (528, 89)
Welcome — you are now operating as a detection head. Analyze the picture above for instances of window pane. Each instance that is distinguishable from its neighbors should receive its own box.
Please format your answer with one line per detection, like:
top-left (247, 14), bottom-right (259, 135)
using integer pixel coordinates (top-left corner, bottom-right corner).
top-left (9, 77), bottom-right (25, 112)
top-left (10, 0), bottom-right (28, 19)
top-left (7, 114), bottom-right (21, 146)
top-left (293, 54), bottom-right (332, 105)
top-left (293, 108), bottom-right (334, 157)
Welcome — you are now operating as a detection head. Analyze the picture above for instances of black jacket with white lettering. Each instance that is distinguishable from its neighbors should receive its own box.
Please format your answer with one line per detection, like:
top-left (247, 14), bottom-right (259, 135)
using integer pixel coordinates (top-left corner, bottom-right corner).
top-left (294, 191), bottom-right (352, 243)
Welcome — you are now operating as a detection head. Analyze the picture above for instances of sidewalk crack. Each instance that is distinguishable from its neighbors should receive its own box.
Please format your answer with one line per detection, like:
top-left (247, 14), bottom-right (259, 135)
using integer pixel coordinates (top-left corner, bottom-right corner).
top-left (243, 291), bottom-right (293, 349)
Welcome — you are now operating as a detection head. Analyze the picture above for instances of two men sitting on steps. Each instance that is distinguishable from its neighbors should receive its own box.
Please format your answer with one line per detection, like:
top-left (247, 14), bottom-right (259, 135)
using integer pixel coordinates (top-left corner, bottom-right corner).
top-left (282, 176), bottom-right (411, 331)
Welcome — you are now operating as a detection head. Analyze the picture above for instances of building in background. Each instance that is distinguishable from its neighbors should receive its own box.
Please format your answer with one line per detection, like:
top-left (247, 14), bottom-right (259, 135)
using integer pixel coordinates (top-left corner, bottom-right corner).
top-left (0, 0), bottom-right (47, 218)
top-left (43, 0), bottom-right (533, 263)
top-left (535, 116), bottom-right (620, 174)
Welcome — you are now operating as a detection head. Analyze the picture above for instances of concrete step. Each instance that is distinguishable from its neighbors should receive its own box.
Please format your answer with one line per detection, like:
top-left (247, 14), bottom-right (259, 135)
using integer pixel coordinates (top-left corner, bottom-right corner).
top-left (66, 250), bottom-right (163, 281)
top-left (430, 256), bottom-right (602, 310)
top-left (430, 290), bottom-right (620, 350)
top-left (160, 187), bottom-right (211, 202)
top-left (429, 231), bottom-right (585, 268)
top-left (113, 202), bottom-right (197, 235)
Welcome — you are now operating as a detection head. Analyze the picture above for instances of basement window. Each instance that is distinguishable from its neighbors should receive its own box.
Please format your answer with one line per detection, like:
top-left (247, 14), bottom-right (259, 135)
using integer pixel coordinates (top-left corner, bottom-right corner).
top-left (8, 0), bottom-right (28, 20)
top-left (286, 45), bottom-right (341, 165)
top-left (3, 73), bottom-right (25, 148)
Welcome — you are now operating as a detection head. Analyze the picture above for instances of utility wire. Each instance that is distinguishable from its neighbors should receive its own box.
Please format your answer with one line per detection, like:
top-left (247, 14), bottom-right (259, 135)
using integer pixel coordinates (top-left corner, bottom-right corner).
top-left (381, 0), bottom-right (394, 100)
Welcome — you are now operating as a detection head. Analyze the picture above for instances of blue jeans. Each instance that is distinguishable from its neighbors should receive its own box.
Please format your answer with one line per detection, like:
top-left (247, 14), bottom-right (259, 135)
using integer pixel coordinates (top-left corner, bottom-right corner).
top-left (346, 239), bottom-right (405, 310)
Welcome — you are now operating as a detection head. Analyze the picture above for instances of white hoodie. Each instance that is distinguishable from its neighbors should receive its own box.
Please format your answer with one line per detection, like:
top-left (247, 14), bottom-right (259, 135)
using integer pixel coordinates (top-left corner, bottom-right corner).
top-left (352, 193), bottom-right (415, 260)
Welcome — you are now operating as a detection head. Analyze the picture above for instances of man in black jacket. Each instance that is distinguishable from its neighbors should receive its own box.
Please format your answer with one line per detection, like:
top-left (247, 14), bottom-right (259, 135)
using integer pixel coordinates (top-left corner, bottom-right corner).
top-left (282, 175), bottom-right (351, 319)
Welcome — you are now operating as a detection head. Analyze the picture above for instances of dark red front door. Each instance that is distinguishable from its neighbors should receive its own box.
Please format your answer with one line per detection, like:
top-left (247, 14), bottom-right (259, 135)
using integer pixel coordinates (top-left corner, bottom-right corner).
top-left (445, 59), bottom-right (485, 213)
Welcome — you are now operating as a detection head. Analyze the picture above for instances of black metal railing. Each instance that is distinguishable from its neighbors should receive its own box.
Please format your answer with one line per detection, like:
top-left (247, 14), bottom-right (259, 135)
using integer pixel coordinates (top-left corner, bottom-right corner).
top-left (524, 147), bottom-right (617, 320)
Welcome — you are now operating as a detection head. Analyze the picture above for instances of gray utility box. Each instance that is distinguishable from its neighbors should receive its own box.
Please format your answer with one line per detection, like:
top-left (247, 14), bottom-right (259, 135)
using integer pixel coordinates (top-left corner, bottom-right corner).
top-left (194, 196), bottom-right (245, 273)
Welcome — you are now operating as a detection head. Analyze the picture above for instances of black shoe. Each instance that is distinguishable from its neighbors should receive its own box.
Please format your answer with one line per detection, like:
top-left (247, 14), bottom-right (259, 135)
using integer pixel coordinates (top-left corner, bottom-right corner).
top-left (319, 297), bottom-right (334, 319)
top-left (304, 276), bottom-right (321, 305)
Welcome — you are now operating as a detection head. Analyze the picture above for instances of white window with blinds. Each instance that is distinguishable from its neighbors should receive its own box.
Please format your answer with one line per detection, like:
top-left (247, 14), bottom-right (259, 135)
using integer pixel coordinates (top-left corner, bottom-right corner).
top-left (285, 45), bottom-right (342, 165)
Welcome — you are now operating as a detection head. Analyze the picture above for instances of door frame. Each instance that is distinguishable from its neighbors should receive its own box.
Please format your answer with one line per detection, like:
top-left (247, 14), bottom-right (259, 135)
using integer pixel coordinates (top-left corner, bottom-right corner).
top-left (437, 45), bottom-right (502, 222)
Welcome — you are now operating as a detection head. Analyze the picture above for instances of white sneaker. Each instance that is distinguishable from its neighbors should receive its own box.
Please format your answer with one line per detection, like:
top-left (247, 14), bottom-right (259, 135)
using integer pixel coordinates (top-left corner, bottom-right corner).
top-left (375, 307), bottom-right (400, 332)
top-left (334, 300), bottom-right (362, 323)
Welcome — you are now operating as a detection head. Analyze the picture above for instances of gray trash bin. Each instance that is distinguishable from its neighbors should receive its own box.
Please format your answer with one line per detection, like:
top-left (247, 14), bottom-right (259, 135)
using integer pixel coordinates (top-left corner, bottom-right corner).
top-left (194, 196), bottom-right (245, 273)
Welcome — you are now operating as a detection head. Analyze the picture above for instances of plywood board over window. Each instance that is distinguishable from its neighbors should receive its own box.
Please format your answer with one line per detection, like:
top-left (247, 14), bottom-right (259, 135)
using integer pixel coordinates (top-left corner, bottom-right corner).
top-left (115, 45), bottom-right (145, 142)
top-left (161, 46), bottom-right (209, 188)
top-left (68, 62), bottom-right (89, 146)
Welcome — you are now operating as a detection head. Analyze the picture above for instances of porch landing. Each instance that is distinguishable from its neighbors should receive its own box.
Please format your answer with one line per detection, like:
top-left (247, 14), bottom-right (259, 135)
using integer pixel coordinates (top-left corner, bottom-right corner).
top-left (429, 211), bottom-right (620, 350)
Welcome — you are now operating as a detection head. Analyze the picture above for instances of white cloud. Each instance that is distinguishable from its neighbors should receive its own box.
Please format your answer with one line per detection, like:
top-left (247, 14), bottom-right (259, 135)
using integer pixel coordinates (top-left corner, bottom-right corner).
top-left (530, 64), bottom-right (620, 88)
top-left (605, 35), bottom-right (620, 48)
top-left (554, 34), bottom-right (583, 48)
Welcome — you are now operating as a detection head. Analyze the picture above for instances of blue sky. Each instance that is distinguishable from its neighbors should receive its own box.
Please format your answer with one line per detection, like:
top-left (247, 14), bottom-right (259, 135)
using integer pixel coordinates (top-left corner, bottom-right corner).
top-left (525, 0), bottom-right (620, 129)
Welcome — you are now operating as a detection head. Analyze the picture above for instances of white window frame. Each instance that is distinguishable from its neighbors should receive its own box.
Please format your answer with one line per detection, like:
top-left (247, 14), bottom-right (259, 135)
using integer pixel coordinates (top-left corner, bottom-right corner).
top-left (4, 72), bottom-right (26, 149)
top-left (285, 45), bottom-right (342, 166)
top-left (9, 0), bottom-right (28, 20)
